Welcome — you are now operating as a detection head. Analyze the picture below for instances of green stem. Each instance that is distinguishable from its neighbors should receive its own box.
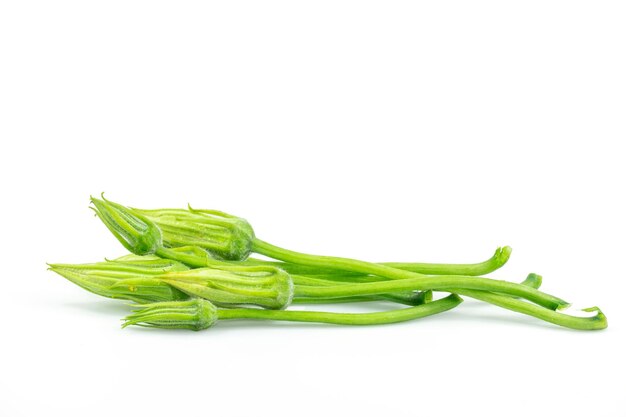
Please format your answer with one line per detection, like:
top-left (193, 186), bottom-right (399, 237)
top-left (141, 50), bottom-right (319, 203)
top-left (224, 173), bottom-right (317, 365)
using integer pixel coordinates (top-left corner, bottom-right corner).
top-left (292, 273), bottom-right (387, 283)
top-left (293, 272), bottom-right (541, 290)
top-left (216, 293), bottom-right (462, 325)
top-left (292, 296), bottom-right (411, 305)
top-left (382, 248), bottom-right (510, 275)
top-left (253, 239), bottom-right (566, 309)
top-left (292, 274), bottom-right (423, 305)
top-left (253, 239), bottom-right (459, 279)
top-left (292, 272), bottom-right (542, 305)
top-left (292, 273), bottom-right (603, 330)
top-left (453, 289), bottom-right (607, 330)
top-left (243, 246), bottom-right (511, 277)
top-left (291, 275), bottom-right (362, 287)
top-left (295, 274), bottom-right (564, 310)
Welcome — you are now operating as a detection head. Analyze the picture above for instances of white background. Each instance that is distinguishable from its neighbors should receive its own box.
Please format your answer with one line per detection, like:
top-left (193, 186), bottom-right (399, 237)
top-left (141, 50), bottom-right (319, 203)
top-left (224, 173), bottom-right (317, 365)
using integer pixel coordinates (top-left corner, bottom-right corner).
top-left (1, 1), bottom-right (624, 416)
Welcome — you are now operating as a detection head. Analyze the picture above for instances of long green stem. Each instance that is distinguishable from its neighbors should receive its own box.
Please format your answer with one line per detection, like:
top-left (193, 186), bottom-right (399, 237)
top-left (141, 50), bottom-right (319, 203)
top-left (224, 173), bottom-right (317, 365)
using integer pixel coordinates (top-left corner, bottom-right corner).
top-left (216, 293), bottom-right (462, 325)
top-left (253, 239), bottom-right (566, 309)
top-left (242, 246), bottom-right (511, 277)
top-left (291, 274), bottom-right (424, 305)
top-left (292, 291), bottom-right (431, 306)
top-left (293, 273), bottom-right (604, 330)
top-left (452, 289), bottom-right (607, 330)
top-left (292, 272), bottom-right (542, 290)
top-left (292, 272), bottom-right (542, 305)
top-left (293, 294), bottom-right (428, 306)
top-left (252, 238), bottom-right (439, 278)
top-left (291, 274), bottom-right (376, 287)
top-left (291, 273), bottom-right (540, 305)
top-left (293, 275), bottom-right (565, 309)
top-left (292, 296), bottom-right (393, 304)
top-left (291, 296), bottom-right (411, 305)
top-left (291, 270), bottom-right (603, 329)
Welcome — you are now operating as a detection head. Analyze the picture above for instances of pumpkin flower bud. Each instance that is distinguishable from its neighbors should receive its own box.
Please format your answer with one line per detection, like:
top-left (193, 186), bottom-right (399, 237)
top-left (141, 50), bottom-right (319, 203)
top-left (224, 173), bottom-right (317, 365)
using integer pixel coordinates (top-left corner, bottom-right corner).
top-left (90, 195), bottom-right (161, 255)
top-left (160, 265), bottom-right (294, 310)
top-left (48, 255), bottom-right (190, 304)
top-left (91, 196), bottom-right (215, 267)
top-left (123, 299), bottom-right (218, 331)
top-left (133, 206), bottom-right (255, 261)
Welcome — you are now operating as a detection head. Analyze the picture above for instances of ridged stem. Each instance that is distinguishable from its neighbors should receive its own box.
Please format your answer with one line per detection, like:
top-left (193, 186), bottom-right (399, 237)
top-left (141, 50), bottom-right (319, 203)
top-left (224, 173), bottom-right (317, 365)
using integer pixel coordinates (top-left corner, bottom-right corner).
top-left (253, 239), bottom-right (566, 309)
top-left (242, 246), bottom-right (511, 277)
top-left (291, 274), bottom-right (423, 305)
top-left (216, 293), bottom-right (462, 325)
top-left (291, 271), bottom-right (604, 330)
top-left (293, 275), bottom-right (565, 309)
top-left (453, 289), bottom-right (607, 330)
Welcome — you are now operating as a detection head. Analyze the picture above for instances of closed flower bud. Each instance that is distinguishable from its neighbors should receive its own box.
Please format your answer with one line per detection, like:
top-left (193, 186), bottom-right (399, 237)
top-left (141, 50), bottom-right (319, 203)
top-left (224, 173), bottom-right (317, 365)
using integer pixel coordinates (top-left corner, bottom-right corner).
top-left (123, 299), bottom-right (218, 331)
top-left (48, 255), bottom-right (190, 304)
top-left (133, 206), bottom-right (255, 261)
top-left (91, 195), bottom-right (162, 255)
top-left (160, 265), bottom-right (294, 310)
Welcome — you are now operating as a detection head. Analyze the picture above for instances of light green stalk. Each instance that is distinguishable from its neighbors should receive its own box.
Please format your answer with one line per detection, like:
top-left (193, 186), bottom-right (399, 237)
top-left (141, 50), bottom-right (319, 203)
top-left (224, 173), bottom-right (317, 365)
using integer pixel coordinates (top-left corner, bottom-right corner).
top-left (291, 291), bottom-right (433, 306)
top-left (292, 272), bottom-right (543, 304)
top-left (241, 246), bottom-right (512, 277)
top-left (122, 295), bottom-right (463, 331)
top-left (452, 289), bottom-right (607, 330)
top-left (291, 274), bottom-right (565, 310)
top-left (291, 271), bottom-right (606, 329)
top-left (291, 274), bottom-right (429, 305)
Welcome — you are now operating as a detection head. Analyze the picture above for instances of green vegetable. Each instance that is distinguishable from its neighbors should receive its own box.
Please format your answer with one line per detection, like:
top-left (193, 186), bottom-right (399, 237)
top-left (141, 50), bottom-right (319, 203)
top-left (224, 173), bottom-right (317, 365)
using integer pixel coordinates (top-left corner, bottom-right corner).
top-left (72, 194), bottom-right (607, 331)
top-left (89, 197), bottom-right (575, 310)
top-left (50, 255), bottom-right (295, 310)
top-left (122, 294), bottom-right (463, 331)
top-left (49, 254), bottom-right (431, 307)
top-left (123, 298), bottom-right (219, 331)
top-left (92, 195), bottom-right (512, 277)
top-left (48, 255), bottom-right (189, 303)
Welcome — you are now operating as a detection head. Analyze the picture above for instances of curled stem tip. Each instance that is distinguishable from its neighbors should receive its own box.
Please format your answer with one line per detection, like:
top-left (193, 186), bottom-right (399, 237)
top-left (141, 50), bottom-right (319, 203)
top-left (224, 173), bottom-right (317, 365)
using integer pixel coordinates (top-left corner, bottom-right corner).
top-left (495, 246), bottom-right (513, 266)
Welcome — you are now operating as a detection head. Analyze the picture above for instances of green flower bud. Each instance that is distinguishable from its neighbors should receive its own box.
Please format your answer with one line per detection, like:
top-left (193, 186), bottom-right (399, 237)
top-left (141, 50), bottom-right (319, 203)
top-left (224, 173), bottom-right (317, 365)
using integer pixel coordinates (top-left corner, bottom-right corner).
top-left (133, 206), bottom-right (255, 261)
top-left (90, 195), bottom-right (162, 255)
top-left (122, 299), bottom-right (218, 331)
top-left (160, 265), bottom-right (294, 310)
top-left (48, 255), bottom-right (190, 304)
